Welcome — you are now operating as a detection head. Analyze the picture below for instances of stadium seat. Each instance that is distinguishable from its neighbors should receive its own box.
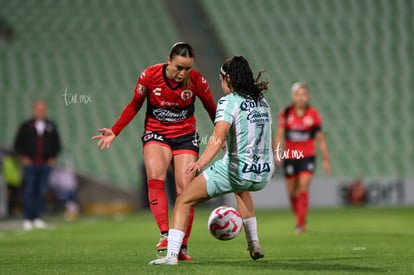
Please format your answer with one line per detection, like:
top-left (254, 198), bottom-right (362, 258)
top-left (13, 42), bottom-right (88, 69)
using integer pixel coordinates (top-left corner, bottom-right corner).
top-left (200, 0), bottom-right (413, 178)
top-left (0, 0), bottom-right (183, 186)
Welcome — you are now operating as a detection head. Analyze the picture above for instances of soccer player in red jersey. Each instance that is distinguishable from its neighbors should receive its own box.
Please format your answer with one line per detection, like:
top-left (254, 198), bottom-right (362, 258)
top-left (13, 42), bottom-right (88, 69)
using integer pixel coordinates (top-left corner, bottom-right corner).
top-left (273, 82), bottom-right (331, 234)
top-left (149, 56), bottom-right (273, 266)
top-left (92, 42), bottom-right (217, 259)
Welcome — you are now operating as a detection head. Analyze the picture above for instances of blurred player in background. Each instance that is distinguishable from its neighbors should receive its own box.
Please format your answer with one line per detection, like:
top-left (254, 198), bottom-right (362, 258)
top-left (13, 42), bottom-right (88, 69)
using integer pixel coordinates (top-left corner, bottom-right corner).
top-left (273, 82), bottom-right (331, 234)
top-left (150, 56), bottom-right (274, 265)
top-left (92, 42), bottom-right (216, 260)
top-left (14, 100), bottom-right (61, 230)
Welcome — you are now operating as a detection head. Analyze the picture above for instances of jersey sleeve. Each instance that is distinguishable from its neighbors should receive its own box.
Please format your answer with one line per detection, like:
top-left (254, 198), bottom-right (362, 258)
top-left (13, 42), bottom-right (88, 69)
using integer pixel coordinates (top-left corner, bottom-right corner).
top-left (266, 100), bottom-right (273, 126)
top-left (193, 71), bottom-right (216, 123)
top-left (111, 93), bottom-right (145, 136)
top-left (111, 67), bottom-right (151, 136)
top-left (214, 97), bottom-right (234, 124)
top-left (134, 67), bottom-right (151, 98)
top-left (277, 109), bottom-right (286, 128)
top-left (313, 109), bottom-right (322, 131)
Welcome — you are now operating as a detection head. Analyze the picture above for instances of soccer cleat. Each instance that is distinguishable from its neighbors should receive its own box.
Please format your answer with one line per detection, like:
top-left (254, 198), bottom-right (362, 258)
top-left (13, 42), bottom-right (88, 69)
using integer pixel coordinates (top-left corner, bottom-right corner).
top-left (156, 233), bottom-right (168, 251)
top-left (23, 220), bottom-right (33, 231)
top-left (294, 225), bottom-right (306, 234)
top-left (33, 219), bottom-right (47, 229)
top-left (178, 248), bottom-right (193, 261)
top-left (248, 240), bottom-right (264, 261)
top-left (148, 256), bottom-right (178, 265)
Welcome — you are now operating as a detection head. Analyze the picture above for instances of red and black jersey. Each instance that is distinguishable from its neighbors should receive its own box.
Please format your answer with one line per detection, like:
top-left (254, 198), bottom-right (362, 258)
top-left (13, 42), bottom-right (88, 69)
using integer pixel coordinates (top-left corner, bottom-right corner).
top-left (278, 106), bottom-right (322, 158)
top-left (111, 63), bottom-right (216, 138)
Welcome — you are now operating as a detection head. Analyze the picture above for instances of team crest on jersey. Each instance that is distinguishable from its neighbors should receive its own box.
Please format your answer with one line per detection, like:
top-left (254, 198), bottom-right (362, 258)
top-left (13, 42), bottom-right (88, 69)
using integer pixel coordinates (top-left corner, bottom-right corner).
top-left (303, 116), bottom-right (314, 127)
top-left (137, 84), bottom-right (147, 95)
top-left (181, 90), bottom-right (193, 101)
top-left (287, 115), bottom-right (294, 124)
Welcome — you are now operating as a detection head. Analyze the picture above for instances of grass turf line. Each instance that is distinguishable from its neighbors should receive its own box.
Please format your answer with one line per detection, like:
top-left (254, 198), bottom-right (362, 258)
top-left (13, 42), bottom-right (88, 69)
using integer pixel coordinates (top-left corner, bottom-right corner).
top-left (0, 207), bottom-right (413, 274)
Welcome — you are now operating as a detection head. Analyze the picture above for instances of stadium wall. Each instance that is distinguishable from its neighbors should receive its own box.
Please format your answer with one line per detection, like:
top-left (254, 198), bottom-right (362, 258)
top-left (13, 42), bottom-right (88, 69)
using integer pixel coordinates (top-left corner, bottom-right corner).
top-left (222, 178), bottom-right (413, 209)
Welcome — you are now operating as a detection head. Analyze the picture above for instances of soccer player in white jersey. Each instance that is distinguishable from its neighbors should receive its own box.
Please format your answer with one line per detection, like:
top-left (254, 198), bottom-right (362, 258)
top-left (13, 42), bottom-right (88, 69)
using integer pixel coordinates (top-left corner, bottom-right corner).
top-left (149, 56), bottom-right (274, 265)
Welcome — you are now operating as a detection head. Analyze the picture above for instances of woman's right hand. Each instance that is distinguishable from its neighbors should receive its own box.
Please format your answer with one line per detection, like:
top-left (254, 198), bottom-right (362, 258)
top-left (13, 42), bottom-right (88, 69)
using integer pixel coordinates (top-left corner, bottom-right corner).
top-left (274, 151), bottom-right (283, 167)
top-left (185, 161), bottom-right (201, 174)
top-left (92, 128), bottom-right (116, 150)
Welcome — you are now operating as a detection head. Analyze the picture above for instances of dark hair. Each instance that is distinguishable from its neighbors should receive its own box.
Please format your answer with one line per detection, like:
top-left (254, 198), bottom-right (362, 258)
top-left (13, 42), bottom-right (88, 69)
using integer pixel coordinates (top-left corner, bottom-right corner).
top-left (220, 56), bottom-right (268, 102)
top-left (169, 42), bottom-right (195, 59)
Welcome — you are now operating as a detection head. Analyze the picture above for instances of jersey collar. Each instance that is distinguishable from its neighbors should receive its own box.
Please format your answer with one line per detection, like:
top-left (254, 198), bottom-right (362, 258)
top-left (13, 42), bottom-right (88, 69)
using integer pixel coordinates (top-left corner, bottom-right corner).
top-left (162, 64), bottom-right (182, 90)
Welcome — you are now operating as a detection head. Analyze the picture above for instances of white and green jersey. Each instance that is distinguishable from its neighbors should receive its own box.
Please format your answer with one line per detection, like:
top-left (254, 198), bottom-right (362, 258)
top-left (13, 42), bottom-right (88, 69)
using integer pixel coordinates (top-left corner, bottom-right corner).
top-left (215, 92), bottom-right (274, 182)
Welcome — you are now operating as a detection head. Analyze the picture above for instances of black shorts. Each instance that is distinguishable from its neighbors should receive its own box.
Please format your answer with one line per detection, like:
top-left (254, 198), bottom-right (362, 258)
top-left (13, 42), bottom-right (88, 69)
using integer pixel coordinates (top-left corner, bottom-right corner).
top-left (283, 156), bottom-right (316, 179)
top-left (141, 131), bottom-right (199, 156)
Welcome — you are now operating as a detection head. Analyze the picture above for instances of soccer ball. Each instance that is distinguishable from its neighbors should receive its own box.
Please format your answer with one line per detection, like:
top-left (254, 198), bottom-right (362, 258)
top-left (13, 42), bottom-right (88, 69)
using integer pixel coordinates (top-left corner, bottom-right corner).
top-left (207, 206), bottom-right (243, 241)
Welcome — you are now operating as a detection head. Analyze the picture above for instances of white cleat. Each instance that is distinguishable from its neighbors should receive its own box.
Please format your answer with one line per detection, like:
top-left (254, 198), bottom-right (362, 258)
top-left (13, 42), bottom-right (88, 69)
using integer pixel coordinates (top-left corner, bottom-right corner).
top-left (148, 256), bottom-right (178, 265)
top-left (248, 240), bottom-right (264, 261)
top-left (23, 220), bottom-right (33, 231)
top-left (33, 219), bottom-right (47, 229)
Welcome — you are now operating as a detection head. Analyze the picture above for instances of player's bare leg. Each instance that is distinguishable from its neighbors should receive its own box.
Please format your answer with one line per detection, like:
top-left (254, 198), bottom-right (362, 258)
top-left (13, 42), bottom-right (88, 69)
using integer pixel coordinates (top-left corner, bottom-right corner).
top-left (144, 143), bottom-right (172, 250)
top-left (235, 192), bottom-right (264, 260)
top-left (171, 174), bottom-right (209, 231)
top-left (172, 153), bottom-right (197, 261)
top-left (149, 175), bottom-right (209, 265)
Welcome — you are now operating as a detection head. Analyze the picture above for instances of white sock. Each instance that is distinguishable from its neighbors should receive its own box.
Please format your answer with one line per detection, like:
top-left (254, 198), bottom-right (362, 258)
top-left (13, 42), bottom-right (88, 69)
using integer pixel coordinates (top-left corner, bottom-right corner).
top-left (167, 229), bottom-right (185, 257)
top-left (243, 217), bottom-right (258, 243)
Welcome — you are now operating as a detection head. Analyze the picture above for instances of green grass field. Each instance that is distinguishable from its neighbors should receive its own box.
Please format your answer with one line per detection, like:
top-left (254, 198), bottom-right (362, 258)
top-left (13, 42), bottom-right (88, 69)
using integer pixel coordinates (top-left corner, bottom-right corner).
top-left (1, 207), bottom-right (413, 274)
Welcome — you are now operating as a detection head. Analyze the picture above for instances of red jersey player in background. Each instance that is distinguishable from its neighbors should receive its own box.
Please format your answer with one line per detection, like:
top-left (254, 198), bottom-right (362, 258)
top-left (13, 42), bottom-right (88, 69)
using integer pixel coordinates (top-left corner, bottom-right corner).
top-left (92, 42), bottom-right (217, 260)
top-left (273, 82), bottom-right (331, 234)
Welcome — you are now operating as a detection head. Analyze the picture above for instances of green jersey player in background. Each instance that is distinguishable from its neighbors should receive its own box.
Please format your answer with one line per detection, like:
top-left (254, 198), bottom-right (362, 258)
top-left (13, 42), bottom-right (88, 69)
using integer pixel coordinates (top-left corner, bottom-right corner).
top-left (150, 56), bottom-right (274, 265)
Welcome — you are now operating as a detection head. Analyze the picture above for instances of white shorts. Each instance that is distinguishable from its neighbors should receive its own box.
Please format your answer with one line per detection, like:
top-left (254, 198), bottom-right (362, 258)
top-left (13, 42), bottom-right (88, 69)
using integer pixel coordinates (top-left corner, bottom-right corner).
top-left (203, 159), bottom-right (270, 198)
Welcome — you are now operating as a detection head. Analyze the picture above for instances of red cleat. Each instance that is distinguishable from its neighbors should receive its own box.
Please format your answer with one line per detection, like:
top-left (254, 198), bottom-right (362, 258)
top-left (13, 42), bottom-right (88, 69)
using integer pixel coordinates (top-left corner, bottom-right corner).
top-left (178, 248), bottom-right (193, 261)
top-left (156, 234), bottom-right (168, 251)
top-left (294, 225), bottom-right (306, 234)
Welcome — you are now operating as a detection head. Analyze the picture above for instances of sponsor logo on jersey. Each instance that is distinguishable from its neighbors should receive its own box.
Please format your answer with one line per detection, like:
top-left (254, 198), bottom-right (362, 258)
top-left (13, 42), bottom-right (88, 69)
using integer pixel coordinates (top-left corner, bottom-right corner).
top-left (242, 162), bottom-right (271, 174)
top-left (152, 87), bottom-right (162, 96)
top-left (143, 132), bottom-right (164, 142)
top-left (246, 110), bottom-right (270, 123)
top-left (192, 133), bottom-right (200, 147)
top-left (153, 108), bottom-right (189, 122)
top-left (215, 107), bottom-right (225, 120)
top-left (286, 164), bottom-right (294, 175)
top-left (181, 90), bottom-right (193, 101)
top-left (246, 148), bottom-right (269, 155)
top-left (287, 130), bottom-right (311, 142)
top-left (240, 100), bottom-right (266, 111)
top-left (161, 100), bottom-right (179, 107)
